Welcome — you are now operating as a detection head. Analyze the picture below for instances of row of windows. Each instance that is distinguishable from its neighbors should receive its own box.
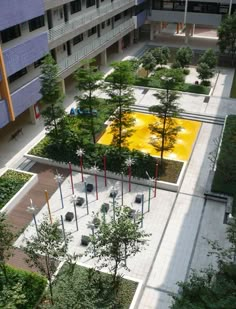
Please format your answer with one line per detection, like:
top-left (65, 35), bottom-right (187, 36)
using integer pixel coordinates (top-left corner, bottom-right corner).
top-left (152, 1), bottom-right (233, 15)
top-left (0, 16), bottom-right (45, 43)
top-left (70, 0), bottom-right (97, 14)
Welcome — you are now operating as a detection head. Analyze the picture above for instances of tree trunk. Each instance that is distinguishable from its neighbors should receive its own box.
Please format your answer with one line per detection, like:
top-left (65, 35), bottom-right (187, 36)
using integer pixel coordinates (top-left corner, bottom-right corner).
top-left (51, 104), bottom-right (58, 139)
top-left (89, 91), bottom-right (96, 144)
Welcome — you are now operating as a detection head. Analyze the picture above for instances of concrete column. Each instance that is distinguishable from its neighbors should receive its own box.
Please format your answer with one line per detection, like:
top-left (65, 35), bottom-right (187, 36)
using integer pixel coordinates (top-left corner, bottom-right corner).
top-left (129, 30), bottom-right (134, 45)
top-left (150, 23), bottom-right (155, 40)
top-left (192, 24), bottom-right (195, 36)
top-left (60, 79), bottom-right (66, 95)
top-left (118, 38), bottom-right (123, 53)
top-left (100, 49), bottom-right (107, 66)
top-left (156, 22), bottom-right (162, 34)
top-left (176, 23), bottom-right (179, 34)
top-left (29, 105), bottom-right (37, 124)
top-left (134, 29), bottom-right (139, 42)
top-left (185, 24), bottom-right (191, 44)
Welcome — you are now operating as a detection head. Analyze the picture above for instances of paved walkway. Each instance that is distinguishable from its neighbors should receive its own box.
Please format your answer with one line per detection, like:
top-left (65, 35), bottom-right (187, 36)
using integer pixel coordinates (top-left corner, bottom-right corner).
top-left (1, 36), bottom-right (236, 309)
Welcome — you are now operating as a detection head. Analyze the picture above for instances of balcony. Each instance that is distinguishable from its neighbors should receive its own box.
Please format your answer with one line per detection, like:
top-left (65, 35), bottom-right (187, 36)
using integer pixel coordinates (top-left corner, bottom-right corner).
top-left (58, 18), bottom-right (135, 79)
top-left (48, 0), bottom-right (135, 48)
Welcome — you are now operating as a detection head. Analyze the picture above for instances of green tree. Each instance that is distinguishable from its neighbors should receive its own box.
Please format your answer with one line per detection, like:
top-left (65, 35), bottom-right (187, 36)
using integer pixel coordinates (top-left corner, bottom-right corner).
top-left (149, 81), bottom-right (182, 170)
top-left (0, 282), bottom-right (26, 309)
top-left (197, 62), bottom-right (214, 85)
top-left (23, 217), bottom-right (70, 305)
top-left (140, 52), bottom-right (156, 76)
top-left (40, 54), bottom-right (65, 139)
top-left (171, 217), bottom-right (236, 309)
top-left (152, 47), bottom-right (170, 67)
top-left (88, 206), bottom-right (149, 299)
top-left (0, 212), bottom-right (15, 282)
top-left (105, 61), bottom-right (135, 154)
top-left (74, 59), bottom-right (104, 144)
top-left (218, 12), bottom-right (236, 64)
top-left (175, 47), bottom-right (193, 68)
top-left (199, 49), bottom-right (217, 70)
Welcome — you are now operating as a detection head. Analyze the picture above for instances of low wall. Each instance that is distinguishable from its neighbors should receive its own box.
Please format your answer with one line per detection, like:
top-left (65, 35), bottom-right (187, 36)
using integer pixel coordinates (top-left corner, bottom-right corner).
top-left (0, 169), bottom-right (38, 214)
top-left (25, 154), bottom-right (186, 192)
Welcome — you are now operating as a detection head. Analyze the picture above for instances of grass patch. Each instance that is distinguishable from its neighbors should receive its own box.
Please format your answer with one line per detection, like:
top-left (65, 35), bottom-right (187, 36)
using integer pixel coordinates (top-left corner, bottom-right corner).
top-left (0, 265), bottom-right (47, 309)
top-left (42, 264), bottom-right (138, 308)
top-left (0, 170), bottom-right (32, 209)
top-left (230, 69), bottom-right (236, 98)
top-left (212, 115), bottom-right (236, 214)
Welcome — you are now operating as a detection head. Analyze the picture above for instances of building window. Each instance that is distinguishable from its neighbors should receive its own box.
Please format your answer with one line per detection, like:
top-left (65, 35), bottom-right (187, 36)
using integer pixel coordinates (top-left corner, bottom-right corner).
top-left (9, 68), bottom-right (27, 83)
top-left (1, 25), bottom-right (21, 43)
top-left (107, 19), bottom-right (111, 26)
top-left (70, 0), bottom-right (81, 14)
top-left (86, 0), bottom-right (95, 8)
top-left (73, 33), bottom-right (83, 45)
top-left (34, 57), bottom-right (45, 68)
top-left (29, 16), bottom-right (45, 32)
top-left (114, 14), bottom-right (121, 21)
top-left (88, 26), bottom-right (96, 37)
top-left (101, 22), bottom-right (105, 29)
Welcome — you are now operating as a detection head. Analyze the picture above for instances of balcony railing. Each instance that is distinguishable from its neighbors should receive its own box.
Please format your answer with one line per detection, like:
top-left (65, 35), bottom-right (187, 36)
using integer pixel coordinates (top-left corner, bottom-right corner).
top-left (58, 19), bottom-right (135, 74)
top-left (48, 0), bottom-right (134, 42)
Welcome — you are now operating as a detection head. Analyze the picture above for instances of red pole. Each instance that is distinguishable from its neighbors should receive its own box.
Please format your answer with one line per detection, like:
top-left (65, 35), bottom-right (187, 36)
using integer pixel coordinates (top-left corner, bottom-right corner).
top-left (154, 163), bottom-right (158, 198)
top-left (129, 166), bottom-right (131, 192)
top-left (69, 162), bottom-right (74, 194)
top-left (95, 174), bottom-right (98, 200)
top-left (80, 155), bottom-right (84, 182)
top-left (103, 155), bottom-right (107, 187)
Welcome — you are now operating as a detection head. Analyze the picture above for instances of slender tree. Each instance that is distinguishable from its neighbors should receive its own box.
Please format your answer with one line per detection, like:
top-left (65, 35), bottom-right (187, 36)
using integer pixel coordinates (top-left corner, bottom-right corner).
top-left (149, 80), bottom-right (183, 170)
top-left (152, 47), bottom-right (170, 67)
top-left (218, 12), bottom-right (236, 64)
top-left (74, 59), bottom-right (104, 144)
top-left (140, 52), bottom-right (156, 76)
top-left (88, 206), bottom-right (149, 301)
top-left (0, 212), bottom-right (15, 282)
top-left (105, 61), bottom-right (135, 154)
top-left (197, 62), bottom-right (214, 85)
top-left (23, 217), bottom-right (70, 305)
top-left (198, 49), bottom-right (217, 70)
top-left (175, 47), bottom-right (193, 68)
top-left (40, 54), bottom-right (65, 139)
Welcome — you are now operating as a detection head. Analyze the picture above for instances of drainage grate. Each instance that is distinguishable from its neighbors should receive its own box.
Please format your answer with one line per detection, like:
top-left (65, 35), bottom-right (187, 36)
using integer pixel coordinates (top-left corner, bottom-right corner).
top-left (204, 96), bottom-right (210, 103)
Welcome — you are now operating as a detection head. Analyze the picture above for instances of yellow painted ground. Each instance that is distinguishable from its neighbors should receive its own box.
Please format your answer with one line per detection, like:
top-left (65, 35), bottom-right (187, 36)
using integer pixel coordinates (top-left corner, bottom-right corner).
top-left (97, 112), bottom-right (201, 161)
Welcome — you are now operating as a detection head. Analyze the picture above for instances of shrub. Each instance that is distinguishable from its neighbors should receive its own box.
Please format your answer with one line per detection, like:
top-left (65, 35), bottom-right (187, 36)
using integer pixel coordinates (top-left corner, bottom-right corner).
top-left (0, 265), bottom-right (47, 309)
top-left (0, 170), bottom-right (32, 209)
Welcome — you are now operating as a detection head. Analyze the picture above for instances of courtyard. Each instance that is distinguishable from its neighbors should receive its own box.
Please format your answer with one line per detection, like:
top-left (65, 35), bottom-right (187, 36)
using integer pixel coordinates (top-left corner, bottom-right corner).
top-left (1, 39), bottom-right (235, 308)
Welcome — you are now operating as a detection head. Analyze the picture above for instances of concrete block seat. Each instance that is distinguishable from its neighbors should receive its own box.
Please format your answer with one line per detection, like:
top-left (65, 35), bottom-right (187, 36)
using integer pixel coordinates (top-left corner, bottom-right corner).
top-left (65, 212), bottom-right (74, 222)
top-left (86, 183), bottom-right (94, 192)
top-left (110, 188), bottom-right (118, 198)
top-left (76, 196), bottom-right (85, 206)
top-left (135, 194), bottom-right (142, 203)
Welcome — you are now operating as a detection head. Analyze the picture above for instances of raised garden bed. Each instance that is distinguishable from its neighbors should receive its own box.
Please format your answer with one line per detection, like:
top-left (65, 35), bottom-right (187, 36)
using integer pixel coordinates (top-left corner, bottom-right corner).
top-left (0, 169), bottom-right (37, 212)
top-left (41, 263), bottom-right (138, 309)
top-left (212, 115), bottom-right (236, 215)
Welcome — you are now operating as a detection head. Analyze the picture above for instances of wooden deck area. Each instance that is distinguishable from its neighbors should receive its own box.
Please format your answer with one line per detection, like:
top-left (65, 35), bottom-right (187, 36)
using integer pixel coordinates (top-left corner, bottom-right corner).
top-left (6, 163), bottom-right (69, 271)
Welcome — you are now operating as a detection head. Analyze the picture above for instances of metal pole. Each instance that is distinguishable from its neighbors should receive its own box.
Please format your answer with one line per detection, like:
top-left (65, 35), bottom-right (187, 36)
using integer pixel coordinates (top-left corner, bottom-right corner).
top-left (45, 190), bottom-right (52, 224)
top-left (60, 215), bottom-right (66, 243)
top-left (80, 155), bottom-right (84, 182)
top-left (112, 194), bottom-right (115, 221)
top-left (103, 155), bottom-right (107, 187)
top-left (229, 0), bottom-right (233, 15)
top-left (154, 163), bottom-right (158, 198)
top-left (121, 172), bottom-right (124, 206)
top-left (95, 174), bottom-right (98, 200)
top-left (84, 181), bottom-right (89, 214)
top-left (58, 182), bottom-right (64, 209)
top-left (73, 201), bottom-right (79, 231)
top-left (32, 213), bottom-right (39, 236)
top-left (141, 194), bottom-right (144, 228)
top-left (148, 185), bottom-right (151, 212)
top-left (69, 162), bottom-right (74, 194)
top-left (128, 166), bottom-right (131, 192)
top-left (184, 0), bottom-right (188, 25)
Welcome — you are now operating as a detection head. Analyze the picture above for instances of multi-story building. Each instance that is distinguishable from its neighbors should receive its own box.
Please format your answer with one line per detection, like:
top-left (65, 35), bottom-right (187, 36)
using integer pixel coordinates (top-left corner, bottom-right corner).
top-left (0, 0), bottom-right (147, 130)
top-left (147, 0), bottom-right (235, 39)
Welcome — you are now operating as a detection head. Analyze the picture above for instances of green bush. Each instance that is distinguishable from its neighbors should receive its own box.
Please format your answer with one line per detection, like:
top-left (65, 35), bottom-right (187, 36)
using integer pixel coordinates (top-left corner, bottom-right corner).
top-left (212, 115), bottom-right (236, 214)
top-left (0, 265), bottom-right (47, 309)
top-left (0, 170), bottom-right (32, 209)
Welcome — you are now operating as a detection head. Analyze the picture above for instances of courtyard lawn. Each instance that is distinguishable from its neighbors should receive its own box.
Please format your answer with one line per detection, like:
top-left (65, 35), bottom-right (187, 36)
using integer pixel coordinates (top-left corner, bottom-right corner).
top-left (212, 115), bottom-right (236, 214)
top-left (41, 263), bottom-right (138, 308)
top-left (0, 170), bottom-right (32, 209)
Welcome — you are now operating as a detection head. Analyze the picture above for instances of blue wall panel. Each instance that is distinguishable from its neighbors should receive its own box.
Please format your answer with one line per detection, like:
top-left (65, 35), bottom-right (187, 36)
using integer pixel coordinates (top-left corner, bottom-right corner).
top-left (0, 0), bottom-right (44, 31)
